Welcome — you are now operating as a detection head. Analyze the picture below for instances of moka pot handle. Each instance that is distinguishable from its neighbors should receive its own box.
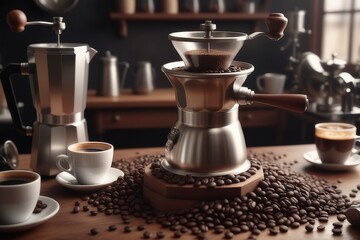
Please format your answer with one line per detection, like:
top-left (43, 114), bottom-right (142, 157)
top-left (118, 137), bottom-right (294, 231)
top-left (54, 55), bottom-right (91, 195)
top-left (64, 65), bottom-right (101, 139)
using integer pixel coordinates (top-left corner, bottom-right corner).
top-left (0, 63), bottom-right (32, 136)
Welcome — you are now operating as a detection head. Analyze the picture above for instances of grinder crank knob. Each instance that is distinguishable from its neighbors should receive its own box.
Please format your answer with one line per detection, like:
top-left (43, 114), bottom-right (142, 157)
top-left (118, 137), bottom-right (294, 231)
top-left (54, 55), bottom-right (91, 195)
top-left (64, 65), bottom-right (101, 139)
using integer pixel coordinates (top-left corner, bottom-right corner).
top-left (265, 13), bottom-right (288, 40)
top-left (253, 93), bottom-right (308, 113)
top-left (6, 9), bottom-right (27, 32)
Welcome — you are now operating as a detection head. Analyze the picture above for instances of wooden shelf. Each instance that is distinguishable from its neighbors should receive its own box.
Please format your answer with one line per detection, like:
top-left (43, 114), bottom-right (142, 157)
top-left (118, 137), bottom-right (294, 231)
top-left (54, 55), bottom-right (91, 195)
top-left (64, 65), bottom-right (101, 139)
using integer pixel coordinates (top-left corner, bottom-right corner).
top-left (110, 12), bottom-right (270, 37)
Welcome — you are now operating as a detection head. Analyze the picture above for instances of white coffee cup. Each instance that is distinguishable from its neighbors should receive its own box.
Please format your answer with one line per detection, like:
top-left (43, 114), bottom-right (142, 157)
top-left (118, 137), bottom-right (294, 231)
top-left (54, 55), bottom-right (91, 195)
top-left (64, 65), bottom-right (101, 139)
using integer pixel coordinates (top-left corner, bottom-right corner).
top-left (256, 73), bottom-right (286, 94)
top-left (56, 142), bottom-right (114, 185)
top-left (315, 122), bottom-right (360, 164)
top-left (0, 170), bottom-right (41, 224)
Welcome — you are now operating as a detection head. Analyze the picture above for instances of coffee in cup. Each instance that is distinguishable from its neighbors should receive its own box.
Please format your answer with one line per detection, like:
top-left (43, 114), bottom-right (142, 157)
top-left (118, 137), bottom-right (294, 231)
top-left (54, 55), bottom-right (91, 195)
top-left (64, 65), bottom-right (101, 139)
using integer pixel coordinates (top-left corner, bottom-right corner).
top-left (0, 170), bottom-right (41, 224)
top-left (315, 122), bottom-right (359, 164)
top-left (56, 142), bottom-right (113, 185)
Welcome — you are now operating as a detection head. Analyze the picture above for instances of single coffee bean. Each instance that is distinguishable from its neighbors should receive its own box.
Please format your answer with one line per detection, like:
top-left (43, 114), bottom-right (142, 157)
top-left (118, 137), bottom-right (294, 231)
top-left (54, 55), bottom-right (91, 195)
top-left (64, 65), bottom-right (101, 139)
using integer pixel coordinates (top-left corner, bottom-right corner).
top-left (333, 222), bottom-right (343, 228)
top-left (143, 231), bottom-right (152, 239)
top-left (173, 231), bottom-right (182, 238)
top-left (337, 214), bottom-right (346, 221)
top-left (305, 224), bottom-right (314, 232)
top-left (90, 228), bottom-right (99, 235)
top-left (279, 225), bottom-right (288, 233)
top-left (332, 228), bottom-right (342, 235)
top-left (224, 231), bottom-right (234, 239)
top-left (137, 225), bottom-right (145, 231)
top-left (108, 225), bottom-right (117, 231)
top-left (156, 231), bottom-right (165, 239)
top-left (124, 226), bottom-right (132, 233)
top-left (317, 225), bottom-right (326, 231)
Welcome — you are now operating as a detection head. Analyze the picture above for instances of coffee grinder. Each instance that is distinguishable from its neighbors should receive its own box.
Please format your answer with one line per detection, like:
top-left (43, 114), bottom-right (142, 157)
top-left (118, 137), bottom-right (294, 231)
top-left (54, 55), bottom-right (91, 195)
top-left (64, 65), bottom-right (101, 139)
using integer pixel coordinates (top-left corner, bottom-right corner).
top-left (143, 14), bottom-right (308, 211)
top-left (0, 10), bottom-right (97, 176)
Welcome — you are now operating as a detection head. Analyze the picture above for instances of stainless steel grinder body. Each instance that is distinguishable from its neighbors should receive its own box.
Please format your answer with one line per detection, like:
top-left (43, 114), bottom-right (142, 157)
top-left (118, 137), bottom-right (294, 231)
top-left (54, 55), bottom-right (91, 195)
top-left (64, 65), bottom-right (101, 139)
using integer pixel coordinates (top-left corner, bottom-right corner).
top-left (0, 43), bottom-right (97, 176)
top-left (161, 61), bottom-right (254, 176)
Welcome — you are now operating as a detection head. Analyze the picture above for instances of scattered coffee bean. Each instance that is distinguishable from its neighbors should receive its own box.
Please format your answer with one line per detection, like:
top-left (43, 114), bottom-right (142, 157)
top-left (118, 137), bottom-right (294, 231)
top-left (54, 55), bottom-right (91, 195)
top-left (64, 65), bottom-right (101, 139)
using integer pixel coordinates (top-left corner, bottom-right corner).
top-left (72, 206), bottom-right (80, 214)
top-left (33, 200), bottom-right (47, 214)
top-left (224, 230), bottom-right (234, 239)
top-left (332, 227), bottom-right (342, 235)
top-left (333, 222), bottom-right (343, 228)
top-left (337, 214), bottom-right (346, 221)
top-left (269, 227), bottom-right (279, 235)
top-left (108, 225), bottom-right (117, 231)
top-left (305, 224), bottom-right (314, 232)
top-left (156, 231), bottom-right (165, 239)
top-left (143, 231), bottom-right (152, 239)
top-left (137, 225), bottom-right (145, 231)
top-left (173, 231), bottom-right (182, 238)
top-left (317, 225), bottom-right (326, 231)
top-left (124, 226), bottom-right (132, 233)
top-left (279, 225), bottom-right (288, 233)
top-left (90, 228), bottom-right (99, 235)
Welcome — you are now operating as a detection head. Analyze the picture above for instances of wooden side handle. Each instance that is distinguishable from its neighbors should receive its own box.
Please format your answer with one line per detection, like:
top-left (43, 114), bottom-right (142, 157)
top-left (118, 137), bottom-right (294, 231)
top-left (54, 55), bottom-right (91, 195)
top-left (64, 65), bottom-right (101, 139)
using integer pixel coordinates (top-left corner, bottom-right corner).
top-left (265, 13), bottom-right (288, 40)
top-left (6, 9), bottom-right (27, 32)
top-left (253, 94), bottom-right (308, 113)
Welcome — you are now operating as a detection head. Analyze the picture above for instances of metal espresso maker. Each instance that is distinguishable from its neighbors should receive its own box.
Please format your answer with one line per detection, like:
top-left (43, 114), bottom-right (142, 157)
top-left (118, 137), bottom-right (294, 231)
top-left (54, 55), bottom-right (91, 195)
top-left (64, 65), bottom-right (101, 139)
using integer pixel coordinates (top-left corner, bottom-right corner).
top-left (0, 10), bottom-right (97, 176)
top-left (160, 14), bottom-right (308, 177)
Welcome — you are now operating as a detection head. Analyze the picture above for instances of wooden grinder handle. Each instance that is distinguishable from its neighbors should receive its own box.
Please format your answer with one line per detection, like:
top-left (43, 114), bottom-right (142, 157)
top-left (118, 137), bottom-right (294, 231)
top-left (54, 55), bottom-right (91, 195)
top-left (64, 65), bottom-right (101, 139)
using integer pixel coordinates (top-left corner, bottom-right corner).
top-left (6, 9), bottom-right (27, 32)
top-left (265, 13), bottom-right (288, 40)
top-left (253, 94), bottom-right (308, 113)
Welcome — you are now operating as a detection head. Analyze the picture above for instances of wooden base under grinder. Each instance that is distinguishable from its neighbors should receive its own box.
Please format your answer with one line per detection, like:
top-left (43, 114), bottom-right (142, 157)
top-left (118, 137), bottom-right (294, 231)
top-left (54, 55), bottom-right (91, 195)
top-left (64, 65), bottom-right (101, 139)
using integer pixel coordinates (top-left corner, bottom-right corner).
top-left (143, 164), bottom-right (264, 212)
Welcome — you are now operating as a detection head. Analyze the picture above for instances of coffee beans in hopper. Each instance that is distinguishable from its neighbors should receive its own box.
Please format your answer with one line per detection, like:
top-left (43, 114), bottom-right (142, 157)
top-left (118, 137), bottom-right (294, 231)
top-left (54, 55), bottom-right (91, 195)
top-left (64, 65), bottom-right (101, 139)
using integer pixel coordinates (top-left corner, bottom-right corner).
top-left (76, 153), bottom-right (359, 238)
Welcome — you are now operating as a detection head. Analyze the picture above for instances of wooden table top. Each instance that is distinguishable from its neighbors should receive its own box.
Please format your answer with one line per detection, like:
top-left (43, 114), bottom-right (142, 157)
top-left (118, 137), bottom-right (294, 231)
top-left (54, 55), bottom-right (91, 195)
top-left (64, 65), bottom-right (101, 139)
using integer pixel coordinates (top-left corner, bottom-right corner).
top-left (2, 144), bottom-right (360, 240)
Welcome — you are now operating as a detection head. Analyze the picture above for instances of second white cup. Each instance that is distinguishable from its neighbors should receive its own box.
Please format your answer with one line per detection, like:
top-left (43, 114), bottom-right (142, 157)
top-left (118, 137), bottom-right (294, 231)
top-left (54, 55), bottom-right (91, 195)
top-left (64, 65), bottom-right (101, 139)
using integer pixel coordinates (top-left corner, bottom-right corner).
top-left (56, 142), bottom-right (114, 185)
top-left (256, 73), bottom-right (286, 94)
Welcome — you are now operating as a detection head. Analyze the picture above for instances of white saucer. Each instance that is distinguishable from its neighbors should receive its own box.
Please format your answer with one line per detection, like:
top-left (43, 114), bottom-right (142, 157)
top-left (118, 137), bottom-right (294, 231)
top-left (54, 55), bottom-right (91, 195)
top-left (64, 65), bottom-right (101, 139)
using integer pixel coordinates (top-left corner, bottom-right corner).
top-left (56, 167), bottom-right (124, 191)
top-left (0, 196), bottom-right (59, 232)
top-left (304, 150), bottom-right (360, 171)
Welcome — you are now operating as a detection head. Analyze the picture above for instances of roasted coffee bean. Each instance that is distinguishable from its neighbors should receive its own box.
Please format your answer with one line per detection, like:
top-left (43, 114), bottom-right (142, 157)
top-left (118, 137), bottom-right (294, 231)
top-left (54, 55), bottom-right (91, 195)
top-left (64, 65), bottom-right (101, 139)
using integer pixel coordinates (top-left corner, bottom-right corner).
top-left (332, 228), bottom-right (342, 235)
top-left (269, 227), bottom-right (279, 235)
top-left (224, 231), bottom-right (234, 239)
top-left (124, 226), bottom-right (132, 233)
top-left (173, 231), bottom-right (182, 238)
top-left (143, 231), bottom-right (152, 239)
top-left (108, 225), bottom-right (117, 231)
top-left (337, 214), bottom-right (346, 221)
top-left (90, 228), bottom-right (99, 235)
top-left (317, 225), bottom-right (325, 231)
top-left (333, 222), bottom-right (343, 228)
top-left (156, 231), bottom-right (165, 239)
top-left (305, 224), bottom-right (314, 232)
top-left (33, 207), bottom-right (42, 214)
top-left (137, 225), bottom-right (145, 231)
top-left (279, 225), bottom-right (288, 233)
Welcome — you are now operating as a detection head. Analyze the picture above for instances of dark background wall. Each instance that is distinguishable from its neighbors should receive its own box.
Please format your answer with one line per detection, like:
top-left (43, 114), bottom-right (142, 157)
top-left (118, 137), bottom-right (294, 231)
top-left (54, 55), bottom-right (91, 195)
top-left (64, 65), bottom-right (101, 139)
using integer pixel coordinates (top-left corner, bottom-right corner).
top-left (0, 0), bottom-right (312, 152)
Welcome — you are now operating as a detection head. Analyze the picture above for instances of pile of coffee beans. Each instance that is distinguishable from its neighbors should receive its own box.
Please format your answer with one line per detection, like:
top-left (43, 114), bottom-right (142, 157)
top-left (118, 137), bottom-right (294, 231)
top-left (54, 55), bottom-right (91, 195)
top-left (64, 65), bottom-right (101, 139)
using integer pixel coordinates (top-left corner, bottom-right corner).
top-left (76, 152), bottom-right (359, 239)
top-left (150, 159), bottom-right (261, 188)
top-left (173, 65), bottom-right (243, 73)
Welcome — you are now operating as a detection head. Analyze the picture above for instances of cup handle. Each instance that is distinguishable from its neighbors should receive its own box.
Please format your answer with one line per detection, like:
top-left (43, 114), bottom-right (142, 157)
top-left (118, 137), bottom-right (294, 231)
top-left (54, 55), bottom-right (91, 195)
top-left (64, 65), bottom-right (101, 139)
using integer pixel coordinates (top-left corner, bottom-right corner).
top-left (56, 154), bottom-right (72, 174)
top-left (352, 136), bottom-right (360, 155)
top-left (256, 76), bottom-right (264, 92)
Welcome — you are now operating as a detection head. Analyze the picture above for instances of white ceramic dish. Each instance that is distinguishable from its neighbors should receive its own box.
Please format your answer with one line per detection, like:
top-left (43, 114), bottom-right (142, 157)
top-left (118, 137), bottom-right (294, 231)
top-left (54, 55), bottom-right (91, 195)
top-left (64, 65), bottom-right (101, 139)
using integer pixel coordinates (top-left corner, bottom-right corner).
top-left (304, 150), bottom-right (360, 171)
top-left (0, 196), bottom-right (59, 232)
top-left (56, 167), bottom-right (124, 191)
